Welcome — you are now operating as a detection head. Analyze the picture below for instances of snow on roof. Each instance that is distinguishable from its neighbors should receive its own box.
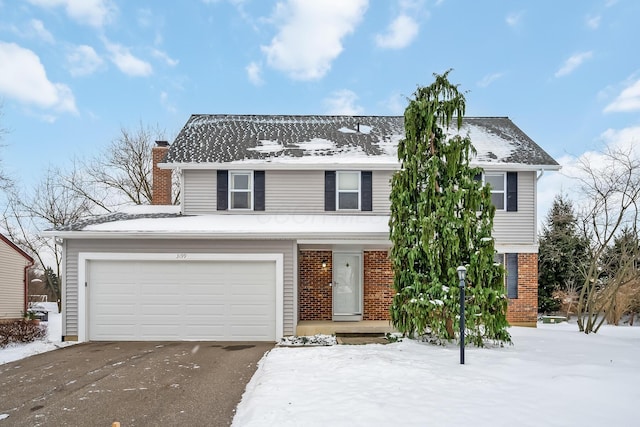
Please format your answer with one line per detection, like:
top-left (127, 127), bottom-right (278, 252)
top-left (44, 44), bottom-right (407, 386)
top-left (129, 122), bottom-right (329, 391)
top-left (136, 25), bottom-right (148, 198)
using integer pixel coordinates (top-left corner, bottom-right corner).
top-left (164, 115), bottom-right (559, 167)
top-left (48, 213), bottom-right (391, 238)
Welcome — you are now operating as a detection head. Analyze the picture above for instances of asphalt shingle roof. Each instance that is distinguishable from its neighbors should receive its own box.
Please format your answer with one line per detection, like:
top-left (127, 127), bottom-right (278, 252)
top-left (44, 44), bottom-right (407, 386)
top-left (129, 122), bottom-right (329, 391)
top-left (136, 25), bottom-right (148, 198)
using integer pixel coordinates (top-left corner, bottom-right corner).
top-left (165, 114), bottom-right (559, 167)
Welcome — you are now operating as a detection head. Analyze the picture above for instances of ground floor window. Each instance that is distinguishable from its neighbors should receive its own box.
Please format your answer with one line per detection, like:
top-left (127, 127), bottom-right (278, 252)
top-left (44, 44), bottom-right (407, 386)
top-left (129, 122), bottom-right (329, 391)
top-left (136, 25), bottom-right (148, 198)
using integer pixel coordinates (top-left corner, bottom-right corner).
top-left (494, 253), bottom-right (518, 298)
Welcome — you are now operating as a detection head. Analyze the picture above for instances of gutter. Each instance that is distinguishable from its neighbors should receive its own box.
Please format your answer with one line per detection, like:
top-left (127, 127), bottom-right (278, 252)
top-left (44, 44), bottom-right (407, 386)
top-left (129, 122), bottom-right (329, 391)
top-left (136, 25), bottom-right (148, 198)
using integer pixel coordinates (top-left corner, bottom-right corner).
top-left (23, 258), bottom-right (35, 315)
top-left (41, 231), bottom-right (391, 241)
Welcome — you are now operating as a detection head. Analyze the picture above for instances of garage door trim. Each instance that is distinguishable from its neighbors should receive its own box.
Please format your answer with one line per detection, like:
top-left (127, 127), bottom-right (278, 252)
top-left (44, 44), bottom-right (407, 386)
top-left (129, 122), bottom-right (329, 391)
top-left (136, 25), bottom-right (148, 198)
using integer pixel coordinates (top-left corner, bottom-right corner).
top-left (77, 252), bottom-right (284, 342)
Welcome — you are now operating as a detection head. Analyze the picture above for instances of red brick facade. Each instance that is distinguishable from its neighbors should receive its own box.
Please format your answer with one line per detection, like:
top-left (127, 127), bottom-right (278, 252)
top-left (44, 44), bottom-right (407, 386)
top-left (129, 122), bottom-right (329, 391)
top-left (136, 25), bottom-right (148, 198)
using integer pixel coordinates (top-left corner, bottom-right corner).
top-left (298, 249), bottom-right (538, 326)
top-left (506, 253), bottom-right (538, 326)
top-left (298, 250), bottom-right (394, 321)
top-left (298, 250), bottom-right (333, 321)
top-left (363, 251), bottom-right (394, 320)
top-left (152, 142), bottom-right (172, 205)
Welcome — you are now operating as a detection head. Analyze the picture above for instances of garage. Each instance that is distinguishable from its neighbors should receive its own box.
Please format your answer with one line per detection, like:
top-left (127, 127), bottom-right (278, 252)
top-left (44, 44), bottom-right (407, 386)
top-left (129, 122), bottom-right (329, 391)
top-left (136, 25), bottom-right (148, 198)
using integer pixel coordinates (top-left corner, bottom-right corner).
top-left (84, 256), bottom-right (281, 341)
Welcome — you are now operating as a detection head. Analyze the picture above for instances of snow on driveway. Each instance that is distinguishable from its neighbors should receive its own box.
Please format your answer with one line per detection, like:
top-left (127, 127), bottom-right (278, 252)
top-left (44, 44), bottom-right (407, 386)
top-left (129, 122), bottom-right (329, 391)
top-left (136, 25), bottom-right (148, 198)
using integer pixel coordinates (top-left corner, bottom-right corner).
top-left (233, 323), bottom-right (640, 427)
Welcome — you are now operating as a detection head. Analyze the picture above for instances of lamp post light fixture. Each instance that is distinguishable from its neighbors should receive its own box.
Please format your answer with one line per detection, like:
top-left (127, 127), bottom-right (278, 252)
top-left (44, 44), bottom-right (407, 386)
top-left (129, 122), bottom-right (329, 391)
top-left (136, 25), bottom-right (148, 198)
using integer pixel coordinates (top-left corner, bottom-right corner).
top-left (456, 265), bottom-right (467, 365)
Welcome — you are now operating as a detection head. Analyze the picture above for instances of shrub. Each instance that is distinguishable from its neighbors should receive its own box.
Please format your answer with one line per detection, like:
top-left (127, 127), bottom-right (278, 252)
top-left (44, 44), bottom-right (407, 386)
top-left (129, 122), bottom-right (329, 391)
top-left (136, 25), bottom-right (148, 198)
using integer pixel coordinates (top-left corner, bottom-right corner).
top-left (0, 320), bottom-right (47, 348)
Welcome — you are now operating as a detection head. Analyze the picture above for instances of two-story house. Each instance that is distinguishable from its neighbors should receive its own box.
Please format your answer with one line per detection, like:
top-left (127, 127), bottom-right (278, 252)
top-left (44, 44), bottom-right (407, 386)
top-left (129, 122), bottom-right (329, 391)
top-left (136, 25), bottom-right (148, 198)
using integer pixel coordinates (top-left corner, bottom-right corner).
top-left (46, 115), bottom-right (559, 342)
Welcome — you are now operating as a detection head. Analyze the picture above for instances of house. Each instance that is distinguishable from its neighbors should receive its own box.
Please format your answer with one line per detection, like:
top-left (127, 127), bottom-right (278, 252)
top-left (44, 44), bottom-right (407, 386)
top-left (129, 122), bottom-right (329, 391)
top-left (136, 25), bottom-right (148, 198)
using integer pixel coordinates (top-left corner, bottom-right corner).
top-left (45, 115), bottom-right (560, 342)
top-left (0, 233), bottom-right (34, 321)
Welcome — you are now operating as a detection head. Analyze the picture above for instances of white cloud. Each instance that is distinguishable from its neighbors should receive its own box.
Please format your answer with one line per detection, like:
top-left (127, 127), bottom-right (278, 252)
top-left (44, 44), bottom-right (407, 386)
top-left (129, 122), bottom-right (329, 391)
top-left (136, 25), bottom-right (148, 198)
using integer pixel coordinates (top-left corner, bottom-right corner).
top-left (246, 62), bottom-right (263, 86)
top-left (586, 14), bottom-right (601, 30)
top-left (26, 0), bottom-right (116, 28)
top-left (375, 14), bottom-right (419, 49)
top-left (381, 92), bottom-right (406, 115)
top-left (103, 39), bottom-right (152, 77)
top-left (261, 0), bottom-right (368, 80)
top-left (554, 51), bottom-right (593, 78)
top-left (324, 89), bottom-right (364, 115)
top-left (160, 91), bottom-right (176, 113)
top-left (151, 49), bottom-right (178, 67)
top-left (0, 41), bottom-right (77, 113)
top-left (137, 8), bottom-right (153, 28)
top-left (477, 72), bottom-right (505, 88)
top-left (604, 77), bottom-right (640, 113)
top-left (66, 44), bottom-right (103, 76)
top-left (28, 19), bottom-right (55, 43)
top-left (506, 11), bottom-right (524, 28)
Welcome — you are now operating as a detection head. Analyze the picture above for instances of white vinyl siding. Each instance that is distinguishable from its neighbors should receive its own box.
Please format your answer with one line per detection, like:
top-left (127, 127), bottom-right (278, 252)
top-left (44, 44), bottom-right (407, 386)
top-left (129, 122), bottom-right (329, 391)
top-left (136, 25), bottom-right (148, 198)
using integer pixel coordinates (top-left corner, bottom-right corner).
top-left (182, 169), bottom-right (394, 214)
top-left (372, 170), bottom-right (393, 213)
top-left (183, 170), bottom-right (216, 214)
top-left (493, 171), bottom-right (536, 245)
top-left (264, 170), bottom-right (324, 212)
top-left (0, 240), bottom-right (31, 319)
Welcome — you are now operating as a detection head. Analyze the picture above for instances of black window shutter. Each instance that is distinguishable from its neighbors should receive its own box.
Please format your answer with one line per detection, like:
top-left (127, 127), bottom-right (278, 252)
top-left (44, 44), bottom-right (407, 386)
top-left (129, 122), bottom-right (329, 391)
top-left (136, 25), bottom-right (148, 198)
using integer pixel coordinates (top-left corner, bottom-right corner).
top-left (254, 171), bottom-right (265, 211)
top-left (325, 171), bottom-right (336, 211)
top-left (506, 253), bottom-right (518, 298)
top-left (217, 170), bottom-right (228, 211)
top-left (506, 172), bottom-right (518, 212)
top-left (474, 173), bottom-right (482, 182)
top-left (361, 171), bottom-right (372, 211)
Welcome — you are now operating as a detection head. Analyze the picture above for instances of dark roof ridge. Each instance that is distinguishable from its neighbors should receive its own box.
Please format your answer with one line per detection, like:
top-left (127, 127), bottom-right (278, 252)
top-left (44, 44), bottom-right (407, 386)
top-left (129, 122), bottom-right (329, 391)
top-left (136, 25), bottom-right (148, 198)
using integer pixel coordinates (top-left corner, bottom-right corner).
top-left (186, 113), bottom-right (511, 119)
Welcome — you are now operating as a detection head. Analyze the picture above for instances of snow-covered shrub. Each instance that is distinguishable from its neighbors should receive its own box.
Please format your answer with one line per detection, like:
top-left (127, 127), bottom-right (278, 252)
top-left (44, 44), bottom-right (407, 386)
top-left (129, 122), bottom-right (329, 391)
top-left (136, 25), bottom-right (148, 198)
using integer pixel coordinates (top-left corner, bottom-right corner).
top-left (0, 320), bottom-right (47, 348)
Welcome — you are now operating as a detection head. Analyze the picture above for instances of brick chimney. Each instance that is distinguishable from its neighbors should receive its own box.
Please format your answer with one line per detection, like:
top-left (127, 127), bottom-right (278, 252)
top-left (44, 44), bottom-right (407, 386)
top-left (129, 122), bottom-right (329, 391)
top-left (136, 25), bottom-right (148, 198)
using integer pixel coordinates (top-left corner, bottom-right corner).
top-left (152, 141), bottom-right (172, 205)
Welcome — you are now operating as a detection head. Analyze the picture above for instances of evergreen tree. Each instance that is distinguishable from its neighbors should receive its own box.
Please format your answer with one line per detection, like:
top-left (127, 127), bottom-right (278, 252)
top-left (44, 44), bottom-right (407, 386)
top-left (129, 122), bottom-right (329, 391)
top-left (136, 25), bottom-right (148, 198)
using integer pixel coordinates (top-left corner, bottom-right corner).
top-left (538, 194), bottom-right (588, 313)
top-left (389, 71), bottom-right (510, 346)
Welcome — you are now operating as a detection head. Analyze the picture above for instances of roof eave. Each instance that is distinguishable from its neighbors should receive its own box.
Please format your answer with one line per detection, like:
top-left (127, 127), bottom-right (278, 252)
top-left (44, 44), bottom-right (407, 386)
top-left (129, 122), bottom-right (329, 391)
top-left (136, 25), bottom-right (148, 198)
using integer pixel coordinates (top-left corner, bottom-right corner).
top-left (158, 162), bottom-right (401, 171)
top-left (41, 230), bottom-right (390, 240)
top-left (160, 161), bottom-right (561, 172)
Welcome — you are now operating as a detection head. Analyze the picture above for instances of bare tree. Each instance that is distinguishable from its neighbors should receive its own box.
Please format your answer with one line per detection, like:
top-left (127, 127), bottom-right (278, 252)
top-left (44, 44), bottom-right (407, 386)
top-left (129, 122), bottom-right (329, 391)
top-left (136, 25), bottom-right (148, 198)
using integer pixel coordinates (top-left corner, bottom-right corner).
top-left (575, 146), bottom-right (640, 333)
top-left (84, 122), bottom-right (165, 206)
top-left (1, 166), bottom-right (93, 308)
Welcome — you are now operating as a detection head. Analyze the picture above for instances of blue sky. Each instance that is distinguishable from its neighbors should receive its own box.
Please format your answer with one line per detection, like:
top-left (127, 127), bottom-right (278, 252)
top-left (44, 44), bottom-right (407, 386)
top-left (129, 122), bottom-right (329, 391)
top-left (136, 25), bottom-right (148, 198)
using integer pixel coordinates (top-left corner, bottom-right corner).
top-left (0, 0), bottom-right (639, 219)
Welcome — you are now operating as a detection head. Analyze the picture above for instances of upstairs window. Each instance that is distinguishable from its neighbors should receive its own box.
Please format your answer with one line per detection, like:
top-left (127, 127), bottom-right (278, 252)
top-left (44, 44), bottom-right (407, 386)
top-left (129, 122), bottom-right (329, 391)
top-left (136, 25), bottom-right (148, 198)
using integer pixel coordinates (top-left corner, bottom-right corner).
top-left (229, 171), bottom-right (252, 210)
top-left (337, 171), bottom-right (360, 210)
top-left (485, 172), bottom-right (506, 210)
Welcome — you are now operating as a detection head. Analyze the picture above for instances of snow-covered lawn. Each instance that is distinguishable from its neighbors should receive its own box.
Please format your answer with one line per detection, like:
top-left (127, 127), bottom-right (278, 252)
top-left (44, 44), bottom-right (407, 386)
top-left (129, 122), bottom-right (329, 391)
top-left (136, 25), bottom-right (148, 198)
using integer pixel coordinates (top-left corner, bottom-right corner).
top-left (0, 303), bottom-right (74, 365)
top-left (3, 313), bottom-right (638, 426)
top-left (233, 323), bottom-right (639, 427)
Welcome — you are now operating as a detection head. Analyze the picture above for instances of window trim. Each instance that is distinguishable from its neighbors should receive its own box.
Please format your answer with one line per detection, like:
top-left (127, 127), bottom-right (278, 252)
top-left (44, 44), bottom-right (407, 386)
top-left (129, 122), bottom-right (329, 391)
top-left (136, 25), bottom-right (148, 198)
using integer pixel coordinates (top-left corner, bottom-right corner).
top-left (495, 252), bottom-right (518, 299)
top-left (336, 171), bottom-right (361, 211)
top-left (484, 172), bottom-right (506, 211)
top-left (228, 170), bottom-right (254, 210)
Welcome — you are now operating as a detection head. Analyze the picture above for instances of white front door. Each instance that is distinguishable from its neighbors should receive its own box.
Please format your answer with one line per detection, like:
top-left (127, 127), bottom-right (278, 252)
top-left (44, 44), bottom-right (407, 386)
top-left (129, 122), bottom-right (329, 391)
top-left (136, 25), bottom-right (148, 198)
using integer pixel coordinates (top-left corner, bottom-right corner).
top-left (332, 252), bottom-right (362, 321)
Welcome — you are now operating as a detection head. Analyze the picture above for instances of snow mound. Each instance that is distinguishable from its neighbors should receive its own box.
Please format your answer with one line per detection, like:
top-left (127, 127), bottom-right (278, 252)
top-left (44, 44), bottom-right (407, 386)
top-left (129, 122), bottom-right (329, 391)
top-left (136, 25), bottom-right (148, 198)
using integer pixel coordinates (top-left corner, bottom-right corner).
top-left (278, 334), bottom-right (337, 346)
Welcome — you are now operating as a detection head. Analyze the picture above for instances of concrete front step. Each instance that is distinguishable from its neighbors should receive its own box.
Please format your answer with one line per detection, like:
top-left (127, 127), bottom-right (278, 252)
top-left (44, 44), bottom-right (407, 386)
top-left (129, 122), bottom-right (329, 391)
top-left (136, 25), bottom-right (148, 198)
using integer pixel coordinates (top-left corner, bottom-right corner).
top-left (296, 320), bottom-right (396, 336)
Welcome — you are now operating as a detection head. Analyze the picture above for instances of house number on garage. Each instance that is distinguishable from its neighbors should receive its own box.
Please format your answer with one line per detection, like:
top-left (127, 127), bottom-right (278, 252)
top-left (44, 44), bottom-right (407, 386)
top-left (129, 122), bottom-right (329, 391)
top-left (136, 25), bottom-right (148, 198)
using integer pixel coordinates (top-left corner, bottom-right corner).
top-left (176, 253), bottom-right (188, 259)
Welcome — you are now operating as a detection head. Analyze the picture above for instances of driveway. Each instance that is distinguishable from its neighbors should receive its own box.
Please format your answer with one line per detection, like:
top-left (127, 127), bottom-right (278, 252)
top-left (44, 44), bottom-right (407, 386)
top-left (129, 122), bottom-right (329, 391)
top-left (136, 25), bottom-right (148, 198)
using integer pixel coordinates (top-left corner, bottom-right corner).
top-left (0, 341), bottom-right (273, 426)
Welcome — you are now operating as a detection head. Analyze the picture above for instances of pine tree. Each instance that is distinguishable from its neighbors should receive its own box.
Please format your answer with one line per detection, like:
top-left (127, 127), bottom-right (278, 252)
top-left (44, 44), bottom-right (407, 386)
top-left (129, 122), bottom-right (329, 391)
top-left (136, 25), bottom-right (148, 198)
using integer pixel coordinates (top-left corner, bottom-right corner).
top-left (389, 71), bottom-right (510, 346)
top-left (538, 194), bottom-right (588, 313)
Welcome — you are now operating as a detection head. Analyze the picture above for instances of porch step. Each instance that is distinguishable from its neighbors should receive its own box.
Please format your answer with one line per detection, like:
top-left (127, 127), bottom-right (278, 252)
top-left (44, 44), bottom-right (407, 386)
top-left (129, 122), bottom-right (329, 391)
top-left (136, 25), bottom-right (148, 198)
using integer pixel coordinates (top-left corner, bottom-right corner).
top-left (296, 320), bottom-right (396, 336)
top-left (335, 333), bottom-right (390, 345)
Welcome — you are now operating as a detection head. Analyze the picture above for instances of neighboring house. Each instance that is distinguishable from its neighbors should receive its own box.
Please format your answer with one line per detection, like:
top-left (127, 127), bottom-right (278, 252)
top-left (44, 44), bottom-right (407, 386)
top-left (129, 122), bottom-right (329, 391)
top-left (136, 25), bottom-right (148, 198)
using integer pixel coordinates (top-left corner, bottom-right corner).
top-left (0, 233), bottom-right (34, 321)
top-left (45, 115), bottom-right (560, 342)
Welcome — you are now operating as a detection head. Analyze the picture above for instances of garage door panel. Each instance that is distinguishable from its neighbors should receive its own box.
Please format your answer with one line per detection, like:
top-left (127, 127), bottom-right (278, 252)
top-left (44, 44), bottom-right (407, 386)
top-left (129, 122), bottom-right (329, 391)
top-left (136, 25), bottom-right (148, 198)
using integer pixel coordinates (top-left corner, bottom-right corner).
top-left (88, 259), bottom-right (277, 341)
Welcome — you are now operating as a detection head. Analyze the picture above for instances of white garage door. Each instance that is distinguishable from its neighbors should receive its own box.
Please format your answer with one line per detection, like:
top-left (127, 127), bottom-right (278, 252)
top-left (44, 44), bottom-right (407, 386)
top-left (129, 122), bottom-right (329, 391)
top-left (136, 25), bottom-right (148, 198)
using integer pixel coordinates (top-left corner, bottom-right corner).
top-left (87, 259), bottom-right (277, 341)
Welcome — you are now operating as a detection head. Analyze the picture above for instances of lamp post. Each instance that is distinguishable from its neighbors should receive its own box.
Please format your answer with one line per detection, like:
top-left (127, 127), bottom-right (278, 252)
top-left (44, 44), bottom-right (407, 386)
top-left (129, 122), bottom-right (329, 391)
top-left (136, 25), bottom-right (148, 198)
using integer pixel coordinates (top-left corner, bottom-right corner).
top-left (456, 265), bottom-right (467, 365)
